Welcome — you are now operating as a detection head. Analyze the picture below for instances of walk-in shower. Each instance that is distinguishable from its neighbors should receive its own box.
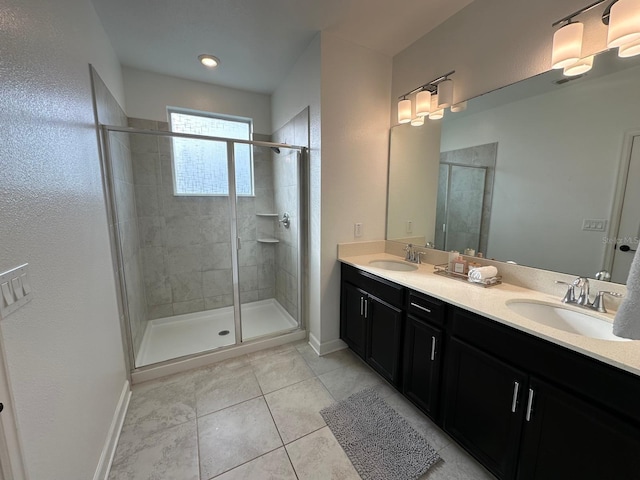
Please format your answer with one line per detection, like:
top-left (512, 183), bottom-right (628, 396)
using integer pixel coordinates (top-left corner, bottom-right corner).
top-left (102, 119), bottom-right (307, 368)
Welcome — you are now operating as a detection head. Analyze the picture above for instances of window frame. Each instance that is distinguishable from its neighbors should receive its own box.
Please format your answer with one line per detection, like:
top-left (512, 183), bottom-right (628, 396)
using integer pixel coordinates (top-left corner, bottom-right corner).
top-left (167, 107), bottom-right (255, 197)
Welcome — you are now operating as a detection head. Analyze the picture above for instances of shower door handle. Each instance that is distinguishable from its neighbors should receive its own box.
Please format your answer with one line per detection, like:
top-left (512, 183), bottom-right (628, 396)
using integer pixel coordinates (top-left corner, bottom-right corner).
top-left (237, 237), bottom-right (241, 250)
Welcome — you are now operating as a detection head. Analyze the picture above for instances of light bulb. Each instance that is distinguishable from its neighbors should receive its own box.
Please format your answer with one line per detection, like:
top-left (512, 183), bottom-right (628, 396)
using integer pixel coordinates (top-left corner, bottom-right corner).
top-left (552, 22), bottom-right (584, 69)
top-left (607, 0), bottom-right (640, 49)
top-left (398, 98), bottom-right (412, 124)
top-left (416, 90), bottom-right (431, 117)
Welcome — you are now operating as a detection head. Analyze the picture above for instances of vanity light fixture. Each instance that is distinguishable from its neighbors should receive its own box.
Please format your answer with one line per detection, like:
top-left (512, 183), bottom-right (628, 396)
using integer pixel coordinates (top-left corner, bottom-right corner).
top-left (410, 116), bottom-right (425, 126)
top-left (437, 78), bottom-right (454, 108)
top-left (398, 96), bottom-right (412, 124)
top-left (552, 0), bottom-right (640, 77)
top-left (429, 94), bottom-right (444, 120)
top-left (397, 71), bottom-right (455, 125)
top-left (198, 54), bottom-right (220, 68)
top-left (415, 89), bottom-right (432, 117)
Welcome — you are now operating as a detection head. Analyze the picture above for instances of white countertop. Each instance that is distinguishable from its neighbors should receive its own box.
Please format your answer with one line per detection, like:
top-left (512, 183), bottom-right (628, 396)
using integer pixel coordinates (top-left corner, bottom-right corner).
top-left (339, 252), bottom-right (640, 378)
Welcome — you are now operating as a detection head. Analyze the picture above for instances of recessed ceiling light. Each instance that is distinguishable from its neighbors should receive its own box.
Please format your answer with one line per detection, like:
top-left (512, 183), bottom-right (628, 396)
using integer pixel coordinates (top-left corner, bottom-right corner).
top-left (198, 54), bottom-right (220, 68)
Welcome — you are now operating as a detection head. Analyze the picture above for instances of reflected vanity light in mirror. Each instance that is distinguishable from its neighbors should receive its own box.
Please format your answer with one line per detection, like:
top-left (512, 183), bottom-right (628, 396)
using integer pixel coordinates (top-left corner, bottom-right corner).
top-left (450, 101), bottom-right (468, 112)
top-left (619, 38), bottom-right (640, 56)
top-left (429, 95), bottom-right (444, 120)
top-left (564, 55), bottom-right (594, 75)
top-left (410, 116), bottom-right (425, 126)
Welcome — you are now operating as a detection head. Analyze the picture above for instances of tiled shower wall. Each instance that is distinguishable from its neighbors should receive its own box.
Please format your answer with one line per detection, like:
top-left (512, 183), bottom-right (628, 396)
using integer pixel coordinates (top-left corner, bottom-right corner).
top-left (91, 67), bottom-right (147, 358)
top-left (272, 108), bottom-right (310, 319)
top-left (128, 118), bottom-right (278, 319)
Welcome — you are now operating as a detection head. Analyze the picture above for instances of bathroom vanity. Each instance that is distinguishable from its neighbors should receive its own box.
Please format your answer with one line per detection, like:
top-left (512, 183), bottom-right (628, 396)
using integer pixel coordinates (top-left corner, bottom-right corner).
top-left (339, 257), bottom-right (640, 480)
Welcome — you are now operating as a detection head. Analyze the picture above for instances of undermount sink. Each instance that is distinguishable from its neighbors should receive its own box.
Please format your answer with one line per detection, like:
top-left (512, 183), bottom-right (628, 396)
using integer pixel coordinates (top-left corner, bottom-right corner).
top-left (368, 259), bottom-right (418, 272)
top-left (506, 300), bottom-right (629, 342)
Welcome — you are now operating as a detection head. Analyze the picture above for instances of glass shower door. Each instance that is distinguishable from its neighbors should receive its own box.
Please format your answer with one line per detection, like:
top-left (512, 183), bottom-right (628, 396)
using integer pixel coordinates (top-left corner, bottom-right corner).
top-left (238, 145), bottom-right (301, 341)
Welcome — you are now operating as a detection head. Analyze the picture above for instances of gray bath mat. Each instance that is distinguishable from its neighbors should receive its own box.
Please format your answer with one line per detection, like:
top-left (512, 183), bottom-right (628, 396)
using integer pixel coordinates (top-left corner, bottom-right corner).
top-left (320, 387), bottom-right (440, 480)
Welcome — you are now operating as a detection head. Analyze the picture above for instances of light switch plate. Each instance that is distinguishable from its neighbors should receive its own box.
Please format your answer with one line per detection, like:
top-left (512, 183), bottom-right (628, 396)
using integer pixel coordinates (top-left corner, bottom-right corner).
top-left (582, 219), bottom-right (608, 232)
top-left (0, 264), bottom-right (32, 320)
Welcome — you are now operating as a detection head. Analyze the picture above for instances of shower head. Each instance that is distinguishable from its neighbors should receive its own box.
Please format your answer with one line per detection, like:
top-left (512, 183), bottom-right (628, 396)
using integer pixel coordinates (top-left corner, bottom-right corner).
top-left (270, 147), bottom-right (281, 154)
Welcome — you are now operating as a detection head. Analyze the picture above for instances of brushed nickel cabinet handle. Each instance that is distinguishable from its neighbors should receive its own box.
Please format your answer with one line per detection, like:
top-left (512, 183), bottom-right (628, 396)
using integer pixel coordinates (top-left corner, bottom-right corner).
top-left (410, 302), bottom-right (432, 314)
top-left (430, 336), bottom-right (437, 361)
top-left (526, 388), bottom-right (535, 421)
top-left (511, 381), bottom-right (520, 413)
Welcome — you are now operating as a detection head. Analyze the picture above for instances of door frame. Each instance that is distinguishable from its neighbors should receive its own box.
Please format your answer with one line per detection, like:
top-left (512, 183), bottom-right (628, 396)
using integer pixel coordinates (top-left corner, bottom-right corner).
top-left (603, 129), bottom-right (640, 275)
top-left (0, 332), bottom-right (27, 479)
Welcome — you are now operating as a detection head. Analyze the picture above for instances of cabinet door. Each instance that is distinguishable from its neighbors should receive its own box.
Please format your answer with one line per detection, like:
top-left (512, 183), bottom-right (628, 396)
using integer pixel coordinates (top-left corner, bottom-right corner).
top-left (366, 295), bottom-right (403, 386)
top-left (340, 282), bottom-right (367, 358)
top-left (403, 315), bottom-right (443, 419)
top-left (444, 338), bottom-right (526, 480)
top-left (517, 378), bottom-right (640, 480)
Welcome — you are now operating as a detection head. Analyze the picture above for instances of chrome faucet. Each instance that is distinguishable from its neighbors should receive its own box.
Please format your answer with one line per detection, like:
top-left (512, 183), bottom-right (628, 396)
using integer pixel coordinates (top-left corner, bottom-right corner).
top-left (556, 276), bottom-right (624, 313)
top-left (404, 243), bottom-right (417, 263)
top-left (576, 277), bottom-right (590, 306)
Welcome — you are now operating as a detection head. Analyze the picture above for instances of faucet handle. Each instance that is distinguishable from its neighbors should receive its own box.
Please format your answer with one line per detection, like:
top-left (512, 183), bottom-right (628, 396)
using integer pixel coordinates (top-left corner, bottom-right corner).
top-left (591, 291), bottom-right (624, 313)
top-left (555, 280), bottom-right (578, 303)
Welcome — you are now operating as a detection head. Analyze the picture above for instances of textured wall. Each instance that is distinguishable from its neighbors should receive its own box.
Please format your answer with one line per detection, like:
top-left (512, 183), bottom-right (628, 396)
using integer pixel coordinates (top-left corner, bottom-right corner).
top-left (123, 67), bottom-right (272, 134)
top-left (0, 0), bottom-right (127, 478)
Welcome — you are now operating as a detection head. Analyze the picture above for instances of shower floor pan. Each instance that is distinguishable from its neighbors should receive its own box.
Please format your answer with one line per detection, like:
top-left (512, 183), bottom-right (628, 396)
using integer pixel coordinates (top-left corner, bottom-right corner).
top-left (136, 298), bottom-right (298, 367)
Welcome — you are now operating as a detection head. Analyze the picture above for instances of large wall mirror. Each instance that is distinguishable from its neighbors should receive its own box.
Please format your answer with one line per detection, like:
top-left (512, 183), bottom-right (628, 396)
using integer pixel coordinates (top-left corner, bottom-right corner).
top-left (387, 49), bottom-right (640, 284)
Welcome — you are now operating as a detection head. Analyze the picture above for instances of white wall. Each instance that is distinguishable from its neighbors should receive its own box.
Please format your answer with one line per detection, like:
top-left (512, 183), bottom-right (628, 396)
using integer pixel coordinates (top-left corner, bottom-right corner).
top-left (123, 67), bottom-right (272, 134)
top-left (271, 35), bottom-right (322, 347)
top-left (0, 0), bottom-right (127, 478)
top-left (392, 0), bottom-right (612, 125)
top-left (441, 65), bottom-right (640, 277)
top-left (319, 33), bottom-right (392, 348)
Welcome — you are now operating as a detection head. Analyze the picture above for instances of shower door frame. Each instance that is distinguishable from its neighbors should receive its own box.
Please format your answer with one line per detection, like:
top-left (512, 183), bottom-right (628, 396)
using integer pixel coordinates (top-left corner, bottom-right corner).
top-left (101, 124), bottom-right (308, 372)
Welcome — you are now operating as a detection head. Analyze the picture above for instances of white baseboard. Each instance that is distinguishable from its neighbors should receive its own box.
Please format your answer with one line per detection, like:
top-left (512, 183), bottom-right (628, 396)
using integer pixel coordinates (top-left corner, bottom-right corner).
top-left (309, 334), bottom-right (347, 356)
top-left (94, 380), bottom-right (131, 480)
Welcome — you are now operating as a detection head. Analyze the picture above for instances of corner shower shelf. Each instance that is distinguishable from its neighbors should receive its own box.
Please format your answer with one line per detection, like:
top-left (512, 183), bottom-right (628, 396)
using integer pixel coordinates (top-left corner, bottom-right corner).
top-left (257, 238), bottom-right (280, 244)
top-left (256, 213), bottom-right (279, 217)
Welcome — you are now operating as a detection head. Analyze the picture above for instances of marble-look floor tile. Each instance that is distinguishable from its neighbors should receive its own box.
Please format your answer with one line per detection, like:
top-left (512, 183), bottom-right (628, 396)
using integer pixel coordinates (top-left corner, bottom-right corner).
top-left (384, 393), bottom-right (453, 452)
top-left (296, 344), bottom-right (360, 376)
top-left (286, 426), bottom-right (360, 480)
top-left (214, 448), bottom-right (297, 480)
top-left (419, 442), bottom-right (496, 480)
top-left (246, 343), bottom-right (297, 363)
top-left (318, 361), bottom-right (395, 401)
top-left (109, 420), bottom-right (198, 480)
top-left (265, 377), bottom-right (334, 444)
top-left (114, 375), bottom-right (196, 464)
top-left (198, 397), bottom-right (282, 479)
top-left (196, 369), bottom-right (262, 417)
top-left (251, 349), bottom-right (314, 394)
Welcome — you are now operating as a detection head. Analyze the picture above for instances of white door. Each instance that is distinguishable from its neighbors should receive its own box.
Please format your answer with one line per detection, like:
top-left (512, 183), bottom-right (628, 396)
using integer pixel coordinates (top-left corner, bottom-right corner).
top-left (611, 135), bottom-right (640, 284)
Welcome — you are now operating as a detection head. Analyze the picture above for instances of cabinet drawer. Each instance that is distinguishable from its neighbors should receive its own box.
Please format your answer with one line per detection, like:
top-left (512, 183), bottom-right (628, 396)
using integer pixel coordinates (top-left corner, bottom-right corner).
top-left (407, 291), bottom-right (445, 326)
top-left (341, 263), bottom-right (404, 307)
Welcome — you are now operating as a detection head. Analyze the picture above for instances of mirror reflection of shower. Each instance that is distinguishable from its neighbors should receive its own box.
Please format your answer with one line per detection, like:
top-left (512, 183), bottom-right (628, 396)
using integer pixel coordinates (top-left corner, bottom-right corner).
top-left (103, 109), bottom-right (308, 368)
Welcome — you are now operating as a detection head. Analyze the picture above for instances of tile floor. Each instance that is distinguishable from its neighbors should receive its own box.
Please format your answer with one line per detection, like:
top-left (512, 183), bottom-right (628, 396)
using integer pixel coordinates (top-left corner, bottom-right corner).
top-left (109, 341), bottom-right (496, 480)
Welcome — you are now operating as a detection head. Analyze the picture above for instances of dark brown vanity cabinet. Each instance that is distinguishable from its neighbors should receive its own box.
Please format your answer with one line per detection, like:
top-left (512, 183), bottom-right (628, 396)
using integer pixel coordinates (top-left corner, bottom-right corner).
top-left (444, 307), bottom-right (640, 480)
top-left (340, 264), bottom-right (404, 386)
top-left (403, 292), bottom-right (446, 420)
top-left (339, 264), bottom-right (640, 480)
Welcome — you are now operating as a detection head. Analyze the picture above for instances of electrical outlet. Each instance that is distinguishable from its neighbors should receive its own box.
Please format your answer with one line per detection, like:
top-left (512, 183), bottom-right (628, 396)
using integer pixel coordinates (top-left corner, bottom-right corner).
top-left (354, 223), bottom-right (363, 237)
top-left (406, 221), bottom-right (413, 234)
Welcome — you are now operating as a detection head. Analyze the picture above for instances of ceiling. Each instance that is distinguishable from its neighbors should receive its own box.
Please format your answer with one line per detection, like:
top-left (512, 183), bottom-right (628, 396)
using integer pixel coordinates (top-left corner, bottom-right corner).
top-left (91, 0), bottom-right (473, 94)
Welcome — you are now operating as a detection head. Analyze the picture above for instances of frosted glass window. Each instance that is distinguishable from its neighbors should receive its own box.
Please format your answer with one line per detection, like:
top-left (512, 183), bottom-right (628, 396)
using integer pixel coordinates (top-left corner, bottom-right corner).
top-left (169, 110), bottom-right (254, 196)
